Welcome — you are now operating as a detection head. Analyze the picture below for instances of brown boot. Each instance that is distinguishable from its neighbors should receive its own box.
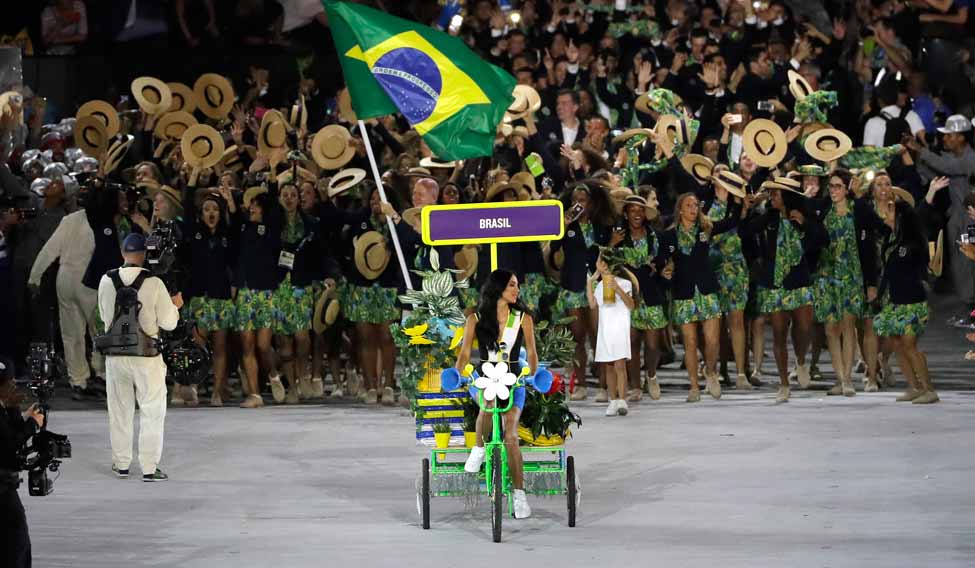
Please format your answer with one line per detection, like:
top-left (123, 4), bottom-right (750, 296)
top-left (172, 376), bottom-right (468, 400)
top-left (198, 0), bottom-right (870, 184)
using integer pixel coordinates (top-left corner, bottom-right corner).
top-left (896, 389), bottom-right (923, 402)
top-left (841, 376), bottom-right (856, 397)
top-left (827, 382), bottom-right (844, 396)
top-left (736, 374), bottom-right (752, 391)
top-left (912, 390), bottom-right (940, 404)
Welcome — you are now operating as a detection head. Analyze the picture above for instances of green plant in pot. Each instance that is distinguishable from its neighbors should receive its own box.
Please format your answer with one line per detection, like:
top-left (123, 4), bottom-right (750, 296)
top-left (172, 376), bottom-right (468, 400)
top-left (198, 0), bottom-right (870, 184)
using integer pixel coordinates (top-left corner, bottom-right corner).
top-left (518, 377), bottom-right (582, 446)
top-left (432, 418), bottom-right (452, 459)
top-left (534, 316), bottom-right (577, 374)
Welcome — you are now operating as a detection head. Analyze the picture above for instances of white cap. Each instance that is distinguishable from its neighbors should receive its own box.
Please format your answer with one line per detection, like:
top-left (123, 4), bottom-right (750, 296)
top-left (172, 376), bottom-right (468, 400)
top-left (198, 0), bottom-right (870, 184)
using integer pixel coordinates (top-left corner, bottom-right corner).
top-left (936, 114), bottom-right (972, 134)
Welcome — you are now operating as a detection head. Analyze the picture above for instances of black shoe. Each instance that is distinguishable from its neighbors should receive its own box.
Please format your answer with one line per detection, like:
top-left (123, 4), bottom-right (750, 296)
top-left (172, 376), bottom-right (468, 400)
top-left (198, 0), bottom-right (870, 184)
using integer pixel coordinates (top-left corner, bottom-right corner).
top-left (112, 465), bottom-right (129, 478)
top-left (72, 385), bottom-right (105, 401)
top-left (72, 386), bottom-right (86, 401)
top-left (143, 469), bottom-right (169, 482)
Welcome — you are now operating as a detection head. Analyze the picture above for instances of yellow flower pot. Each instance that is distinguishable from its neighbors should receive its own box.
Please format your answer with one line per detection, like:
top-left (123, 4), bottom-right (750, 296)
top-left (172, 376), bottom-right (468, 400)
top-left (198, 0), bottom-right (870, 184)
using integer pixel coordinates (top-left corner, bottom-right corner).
top-left (517, 424), bottom-right (565, 447)
top-left (464, 431), bottom-right (478, 448)
top-left (434, 431), bottom-right (451, 460)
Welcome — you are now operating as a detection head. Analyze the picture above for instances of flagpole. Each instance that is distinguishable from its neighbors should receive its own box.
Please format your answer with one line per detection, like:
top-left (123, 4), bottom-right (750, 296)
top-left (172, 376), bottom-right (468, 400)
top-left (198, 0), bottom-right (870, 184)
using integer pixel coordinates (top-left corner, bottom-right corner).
top-left (358, 119), bottom-right (414, 290)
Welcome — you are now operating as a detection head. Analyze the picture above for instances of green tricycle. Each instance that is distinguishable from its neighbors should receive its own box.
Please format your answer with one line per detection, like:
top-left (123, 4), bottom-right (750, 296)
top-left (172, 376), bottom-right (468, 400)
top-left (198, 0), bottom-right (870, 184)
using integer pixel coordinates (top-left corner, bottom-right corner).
top-left (417, 363), bottom-right (578, 542)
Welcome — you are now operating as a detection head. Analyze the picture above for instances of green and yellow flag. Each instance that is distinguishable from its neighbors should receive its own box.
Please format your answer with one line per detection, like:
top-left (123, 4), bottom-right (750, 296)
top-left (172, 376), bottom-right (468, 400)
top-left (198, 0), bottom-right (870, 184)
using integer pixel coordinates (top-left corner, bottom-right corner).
top-left (323, 0), bottom-right (516, 160)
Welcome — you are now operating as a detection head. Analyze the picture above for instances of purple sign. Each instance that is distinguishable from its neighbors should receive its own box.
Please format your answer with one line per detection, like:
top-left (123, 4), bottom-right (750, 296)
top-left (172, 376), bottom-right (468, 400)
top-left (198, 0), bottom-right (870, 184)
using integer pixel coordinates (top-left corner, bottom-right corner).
top-left (421, 201), bottom-right (564, 245)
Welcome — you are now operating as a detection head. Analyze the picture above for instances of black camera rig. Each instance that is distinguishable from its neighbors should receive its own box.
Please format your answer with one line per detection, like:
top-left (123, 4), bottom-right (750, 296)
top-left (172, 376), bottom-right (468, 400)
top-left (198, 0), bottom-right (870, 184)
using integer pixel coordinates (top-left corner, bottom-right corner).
top-left (16, 342), bottom-right (72, 496)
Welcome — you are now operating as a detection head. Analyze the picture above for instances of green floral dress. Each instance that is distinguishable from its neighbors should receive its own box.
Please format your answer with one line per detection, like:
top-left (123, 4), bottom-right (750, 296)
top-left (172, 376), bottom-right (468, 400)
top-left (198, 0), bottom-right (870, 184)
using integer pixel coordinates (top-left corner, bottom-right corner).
top-left (759, 218), bottom-right (813, 314)
top-left (814, 202), bottom-right (865, 323)
top-left (520, 272), bottom-right (557, 313)
top-left (620, 236), bottom-right (667, 330)
top-left (874, 233), bottom-right (929, 337)
top-left (272, 217), bottom-right (315, 335)
top-left (706, 200), bottom-right (748, 314)
top-left (672, 223), bottom-right (722, 325)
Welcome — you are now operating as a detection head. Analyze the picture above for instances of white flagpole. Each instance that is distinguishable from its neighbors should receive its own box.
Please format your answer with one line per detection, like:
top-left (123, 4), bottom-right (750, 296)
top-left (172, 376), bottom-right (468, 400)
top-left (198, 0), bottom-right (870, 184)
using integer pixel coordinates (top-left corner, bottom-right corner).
top-left (357, 119), bottom-right (414, 290)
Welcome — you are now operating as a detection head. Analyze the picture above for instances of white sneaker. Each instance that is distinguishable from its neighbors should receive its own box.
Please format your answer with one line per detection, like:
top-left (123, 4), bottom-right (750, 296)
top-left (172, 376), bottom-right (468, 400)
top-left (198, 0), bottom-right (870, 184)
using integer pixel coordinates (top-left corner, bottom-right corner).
top-left (269, 375), bottom-right (286, 403)
top-left (605, 400), bottom-right (618, 416)
top-left (616, 399), bottom-right (629, 416)
top-left (796, 364), bottom-right (811, 389)
top-left (464, 446), bottom-right (486, 473)
top-left (513, 489), bottom-right (532, 519)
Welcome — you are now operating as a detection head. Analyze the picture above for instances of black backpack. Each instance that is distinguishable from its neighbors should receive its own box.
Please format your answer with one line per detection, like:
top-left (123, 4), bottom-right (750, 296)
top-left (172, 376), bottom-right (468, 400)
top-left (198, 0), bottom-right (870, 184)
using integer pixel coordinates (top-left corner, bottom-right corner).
top-left (880, 110), bottom-right (911, 147)
top-left (94, 269), bottom-right (160, 357)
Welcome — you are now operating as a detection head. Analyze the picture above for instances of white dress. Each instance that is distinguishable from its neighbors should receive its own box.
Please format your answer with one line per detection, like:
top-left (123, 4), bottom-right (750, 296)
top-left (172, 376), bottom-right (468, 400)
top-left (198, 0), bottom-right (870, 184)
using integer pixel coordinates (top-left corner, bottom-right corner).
top-left (594, 279), bottom-right (632, 362)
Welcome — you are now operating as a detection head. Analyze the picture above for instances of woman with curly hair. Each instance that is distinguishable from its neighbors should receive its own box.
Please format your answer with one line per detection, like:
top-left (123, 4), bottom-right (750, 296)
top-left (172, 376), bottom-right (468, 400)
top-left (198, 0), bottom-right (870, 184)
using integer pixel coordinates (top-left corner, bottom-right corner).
top-left (550, 181), bottom-right (613, 401)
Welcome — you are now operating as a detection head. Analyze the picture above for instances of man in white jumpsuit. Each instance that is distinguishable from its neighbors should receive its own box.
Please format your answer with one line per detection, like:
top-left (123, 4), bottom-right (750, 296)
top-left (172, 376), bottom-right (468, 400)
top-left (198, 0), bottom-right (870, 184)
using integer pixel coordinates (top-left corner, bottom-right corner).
top-left (28, 209), bottom-right (102, 398)
top-left (97, 233), bottom-right (181, 482)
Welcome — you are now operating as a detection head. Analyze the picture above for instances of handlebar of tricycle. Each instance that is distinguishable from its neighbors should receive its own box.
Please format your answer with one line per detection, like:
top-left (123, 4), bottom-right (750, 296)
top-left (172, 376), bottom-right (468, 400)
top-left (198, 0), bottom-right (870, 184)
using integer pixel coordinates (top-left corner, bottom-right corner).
top-left (439, 364), bottom-right (553, 398)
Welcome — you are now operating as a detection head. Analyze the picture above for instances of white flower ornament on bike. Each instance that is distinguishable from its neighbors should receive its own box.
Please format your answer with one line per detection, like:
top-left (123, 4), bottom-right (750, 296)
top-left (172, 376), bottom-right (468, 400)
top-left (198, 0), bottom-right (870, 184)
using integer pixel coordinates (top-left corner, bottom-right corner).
top-left (474, 362), bottom-right (518, 401)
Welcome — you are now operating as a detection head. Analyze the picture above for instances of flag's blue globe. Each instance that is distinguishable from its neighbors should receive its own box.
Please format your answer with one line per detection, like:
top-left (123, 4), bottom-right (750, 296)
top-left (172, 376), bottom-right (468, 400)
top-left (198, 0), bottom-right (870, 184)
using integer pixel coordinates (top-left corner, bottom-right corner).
top-left (371, 47), bottom-right (442, 125)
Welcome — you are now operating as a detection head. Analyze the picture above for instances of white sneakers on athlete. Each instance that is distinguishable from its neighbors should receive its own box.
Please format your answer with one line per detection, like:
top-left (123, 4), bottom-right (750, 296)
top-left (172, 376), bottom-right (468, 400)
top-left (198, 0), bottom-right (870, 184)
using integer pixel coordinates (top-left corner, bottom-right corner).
top-left (513, 489), bottom-right (532, 519)
top-left (464, 445), bottom-right (486, 473)
top-left (605, 400), bottom-right (618, 416)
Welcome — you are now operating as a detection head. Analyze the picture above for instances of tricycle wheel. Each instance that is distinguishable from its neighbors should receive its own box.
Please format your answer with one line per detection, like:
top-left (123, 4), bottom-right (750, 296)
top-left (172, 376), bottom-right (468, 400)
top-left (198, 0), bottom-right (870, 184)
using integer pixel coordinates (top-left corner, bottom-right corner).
top-left (491, 446), bottom-right (503, 543)
top-left (420, 458), bottom-right (430, 529)
top-left (566, 455), bottom-right (577, 527)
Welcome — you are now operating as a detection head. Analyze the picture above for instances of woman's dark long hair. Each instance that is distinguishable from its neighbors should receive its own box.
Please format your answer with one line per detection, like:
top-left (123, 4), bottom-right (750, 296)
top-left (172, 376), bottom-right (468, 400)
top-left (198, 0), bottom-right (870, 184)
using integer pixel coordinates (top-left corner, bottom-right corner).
top-left (474, 269), bottom-right (530, 352)
top-left (0, 357), bottom-right (22, 408)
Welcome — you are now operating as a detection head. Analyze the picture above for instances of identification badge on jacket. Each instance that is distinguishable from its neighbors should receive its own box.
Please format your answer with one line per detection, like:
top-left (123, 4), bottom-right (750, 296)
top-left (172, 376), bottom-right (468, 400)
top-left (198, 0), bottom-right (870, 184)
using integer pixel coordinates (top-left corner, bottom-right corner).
top-left (278, 251), bottom-right (296, 270)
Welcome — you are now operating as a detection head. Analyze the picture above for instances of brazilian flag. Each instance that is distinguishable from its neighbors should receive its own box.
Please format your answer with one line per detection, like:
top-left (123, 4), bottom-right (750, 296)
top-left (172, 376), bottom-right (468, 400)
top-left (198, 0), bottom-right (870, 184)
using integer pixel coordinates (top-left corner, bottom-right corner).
top-left (323, 0), bottom-right (516, 160)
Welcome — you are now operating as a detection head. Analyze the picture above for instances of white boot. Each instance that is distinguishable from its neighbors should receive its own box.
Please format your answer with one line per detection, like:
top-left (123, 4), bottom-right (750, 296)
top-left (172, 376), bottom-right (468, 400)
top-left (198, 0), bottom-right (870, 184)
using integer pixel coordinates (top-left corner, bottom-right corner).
top-left (513, 489), bottom-right (532, 519)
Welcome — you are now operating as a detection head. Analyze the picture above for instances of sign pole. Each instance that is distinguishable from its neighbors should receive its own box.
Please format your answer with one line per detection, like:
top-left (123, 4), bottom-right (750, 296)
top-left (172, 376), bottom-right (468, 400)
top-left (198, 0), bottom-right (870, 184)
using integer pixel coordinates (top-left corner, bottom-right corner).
top-left (357, 120), bottom-right (413, 290)
top-left (490, 242), bottom-right (498, 272)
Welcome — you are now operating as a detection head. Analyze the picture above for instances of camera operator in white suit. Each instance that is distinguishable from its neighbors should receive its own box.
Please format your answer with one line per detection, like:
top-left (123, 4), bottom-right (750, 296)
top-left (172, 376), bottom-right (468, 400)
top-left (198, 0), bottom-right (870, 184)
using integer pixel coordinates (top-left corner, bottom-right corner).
top-left (97, 233), bottom-right (180, 482)
top-left (28, 209), bottom-right (103, 399)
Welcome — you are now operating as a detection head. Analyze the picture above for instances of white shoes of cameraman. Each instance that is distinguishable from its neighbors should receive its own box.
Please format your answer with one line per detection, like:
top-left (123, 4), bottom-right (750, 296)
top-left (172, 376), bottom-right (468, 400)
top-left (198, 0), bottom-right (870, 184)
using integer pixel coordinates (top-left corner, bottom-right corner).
top-left (464, 445), bottom-right (485, 473)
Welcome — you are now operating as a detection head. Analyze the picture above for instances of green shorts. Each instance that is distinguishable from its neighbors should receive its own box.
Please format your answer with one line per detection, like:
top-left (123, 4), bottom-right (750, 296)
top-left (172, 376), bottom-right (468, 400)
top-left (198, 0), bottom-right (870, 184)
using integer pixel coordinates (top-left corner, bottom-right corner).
top-left (553, 288), bottom-right (590, 320)
top-left (672, 289), bottom-right (722, 326)
top-left (273, 277), bottom-right (315, 335)
top-left (235, 288), bottom-right (276, 332)
top-left (345, 283), bottom-right (400, 324)
top-left (759, 286), bottom-right (813, 315)
top-left (187, 296), bottom-right (236, 331)
top-left (874, 301), bottom-right (929, 337)
top-left (632, 304), bottom-right (668, 331)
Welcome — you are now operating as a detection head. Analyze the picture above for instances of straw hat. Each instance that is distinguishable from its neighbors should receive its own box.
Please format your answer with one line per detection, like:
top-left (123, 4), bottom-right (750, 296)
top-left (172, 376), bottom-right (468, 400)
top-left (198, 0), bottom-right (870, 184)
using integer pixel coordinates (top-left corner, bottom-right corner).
top-left (891, 186), bottom-right (915, 208)
top-left (404, 166), bottom-right (433, 179)
top-left (102, 135), bottom-right (134, 175)
top-left (506, 84), bottom-right (542, 120)
top-left (311, 125), bottom-right (354, 170)
top-left (146, 184), bottom-right (184, 214)
top-left (76, 100), bottom-right (120, 138)
top-left (543, 242), bottom-right (563, 280)
top-left (797, 164), bottom-right (829, 177)
top-left (74, 115), bottom-right (109, 157)
top-left (0, 91), bottom-right (23, 124)
top-left (289, 95), bottom-right (308, 130)
top-left (634, 91), bottom-right (683, 115)
top-left (166, 82), bottom-right (197, 114)
top-left (510, 171), bottom-right (536, 198)
top-left (680, 154), bottom-right (715, 186)
top-left (653, 115), bottom-right (683, 154)
top-left (131, 77), bottom-right (172, 115)
top-left (276, 167), bottom-right (316, 187)
top-left (419, 156), bottom-right (457, 169)
top-left (713, 170), bottom-right (748, 198)
top-left (454, 244), bottom-right (479, 281)
top-left (243, 186), bottom-right (268, 209)
top-left (929, 229), bottom-right (944, 277)
top-left (485, 181), bottom-right (523, 202)
top-left (258, 110), bottom-right (289, 157)
top-left (312, 287), bottom-right (341, 334)
top-left (804, 128), bottom-right (853, 163)
top-left (336, 88), bottom-right (357, 122)
top-left (619, 194), bottom-right (659, 220)
top-left (612, 128), bottom-right (654, 147)
top-left (219, 145), bottom-right (244, 173)
top-left (742, 118), bottom-right (787, 168)
top-left (401, 207), bottom-right (422, 231)
top-left (181, 124), bottom-right (226, 169)
top-left (154, 111), bottom-right (198, 140)
top-left (354, 231), bottom-right (391, 280)
top-left (328, 168), bottom-right (366, 198)
top-left (787, 70), bottom-right (815, 102)
top-left (193, 73), bottom-right (235, 120)
top-left (500, 123), bottom-right (530, 139)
